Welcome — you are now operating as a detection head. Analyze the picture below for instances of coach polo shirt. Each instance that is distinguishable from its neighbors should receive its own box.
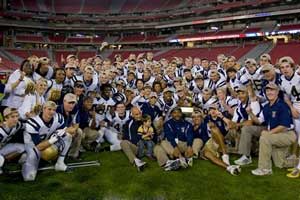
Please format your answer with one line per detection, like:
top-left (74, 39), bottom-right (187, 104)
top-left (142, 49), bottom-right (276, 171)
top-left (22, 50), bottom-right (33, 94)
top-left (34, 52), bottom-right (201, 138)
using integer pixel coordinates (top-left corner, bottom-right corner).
top-left (262, 98), bottom-right (292, 130)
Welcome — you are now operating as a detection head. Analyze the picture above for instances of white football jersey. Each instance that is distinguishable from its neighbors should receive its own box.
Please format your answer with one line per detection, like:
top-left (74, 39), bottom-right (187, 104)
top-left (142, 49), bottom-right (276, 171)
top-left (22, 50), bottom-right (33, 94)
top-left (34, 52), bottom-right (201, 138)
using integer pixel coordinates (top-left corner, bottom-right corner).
top-left (193, 94), bottom-right (218, 114)
top-left (281, 72), bottom-right (300, 108)
top-left (157, 97), bottom-right (177, 121)
top-left (72, 75), bottom-right (98, 94)
top-left (229, 76), bottom-right (242, 92)
top-left (218, 96), bottom-right (240, 113)
top-left (93, 96), bottom-right (116, 116)
top-left (107, 110), bottom-right (130, 133)
top-left (0, 121), bottom-right (24, 147)
top-left (24, 113), bottom-right (65, 145)
top-left (239, 68), bottom-right (263, 95)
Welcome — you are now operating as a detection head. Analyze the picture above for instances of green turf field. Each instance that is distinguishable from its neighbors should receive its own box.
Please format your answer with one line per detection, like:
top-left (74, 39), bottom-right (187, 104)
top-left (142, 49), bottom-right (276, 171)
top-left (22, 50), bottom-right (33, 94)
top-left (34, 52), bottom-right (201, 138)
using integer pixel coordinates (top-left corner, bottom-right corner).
top-left (1, 151), bottom-right (300, 200)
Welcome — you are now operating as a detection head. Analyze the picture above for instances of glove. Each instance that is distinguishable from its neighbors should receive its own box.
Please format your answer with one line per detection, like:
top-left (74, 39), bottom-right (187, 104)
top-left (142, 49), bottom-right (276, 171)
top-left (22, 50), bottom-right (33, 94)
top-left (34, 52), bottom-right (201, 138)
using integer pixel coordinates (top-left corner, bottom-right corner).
top-left (48, 135), bottom-right (58, 144)
top-left (56, 128), bottom-right (66, 137)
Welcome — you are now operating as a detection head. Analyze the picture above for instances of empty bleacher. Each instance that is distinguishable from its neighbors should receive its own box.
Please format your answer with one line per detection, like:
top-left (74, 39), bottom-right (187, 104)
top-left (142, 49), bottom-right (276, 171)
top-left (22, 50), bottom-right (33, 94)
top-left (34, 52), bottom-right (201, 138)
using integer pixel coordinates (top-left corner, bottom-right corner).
top-left (269, 41), bottom-right (300, 63)
top-left (16, 35), bottom-right (44, 42)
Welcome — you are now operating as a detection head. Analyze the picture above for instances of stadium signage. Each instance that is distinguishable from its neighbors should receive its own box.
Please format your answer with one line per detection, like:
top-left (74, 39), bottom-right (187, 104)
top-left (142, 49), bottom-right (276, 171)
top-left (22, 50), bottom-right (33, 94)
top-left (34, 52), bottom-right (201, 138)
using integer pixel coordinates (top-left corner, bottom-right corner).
top-left (169, 29), bottom-right (300, 43)
top-left (157, 8), bottom-right (300, 29)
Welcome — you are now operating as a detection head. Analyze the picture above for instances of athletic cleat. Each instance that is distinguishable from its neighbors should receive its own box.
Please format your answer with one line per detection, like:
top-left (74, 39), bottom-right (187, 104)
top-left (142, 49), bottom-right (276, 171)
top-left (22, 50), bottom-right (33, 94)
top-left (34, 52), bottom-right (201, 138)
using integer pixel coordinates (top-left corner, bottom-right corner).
top-left (234, 155), bottom-right (252, 166)
top-left (287, 168), bottom-right (296, 172)
top-left (287, 168), bottom-right (300, 178)
top-left (251, 168), bottom-right (272, 176)
top-left (134, 159), bottom-right (146, 172)
top-left (90, 141), bottom-right (102, 152)
top-left (226, 165), bottom-right (241, 176)
top-left (222, 154), bottom-right (230, 166)
top-left (179, 157), bottom-right (188, 168)
top-left (187, 158), bottom-right (193, 167)
top-left (164, 159), bottom-right (181, 171)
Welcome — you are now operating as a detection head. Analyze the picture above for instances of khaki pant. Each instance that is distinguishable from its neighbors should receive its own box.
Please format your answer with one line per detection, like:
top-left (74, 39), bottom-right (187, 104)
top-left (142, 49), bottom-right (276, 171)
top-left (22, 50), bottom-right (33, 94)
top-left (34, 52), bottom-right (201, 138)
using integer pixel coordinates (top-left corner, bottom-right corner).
top-left (238, 126), bottom-right (265, 156)
top-left (258, 130), bottom-right (296, 169)
top-left (120, 140), bottom-right (137, 164)
top-left (68, 128), bottom-right (84, 158)
top-left (154, 140), bottom-right (189, 167)
top-left (192, 138), bottom-right (203, 157)
top-left (82, 127), bottom-right (101, 150)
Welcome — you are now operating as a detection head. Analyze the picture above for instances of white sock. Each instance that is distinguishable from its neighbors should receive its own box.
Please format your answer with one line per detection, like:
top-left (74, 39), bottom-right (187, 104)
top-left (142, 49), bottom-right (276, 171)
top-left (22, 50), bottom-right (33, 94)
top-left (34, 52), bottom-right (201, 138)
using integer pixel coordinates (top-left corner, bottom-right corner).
top-left (296, 158), bottom-right (300, 170)
top-left (110, 144), bottom-right (121, 151)
top-left (56, 156), bottom-right (65, 164)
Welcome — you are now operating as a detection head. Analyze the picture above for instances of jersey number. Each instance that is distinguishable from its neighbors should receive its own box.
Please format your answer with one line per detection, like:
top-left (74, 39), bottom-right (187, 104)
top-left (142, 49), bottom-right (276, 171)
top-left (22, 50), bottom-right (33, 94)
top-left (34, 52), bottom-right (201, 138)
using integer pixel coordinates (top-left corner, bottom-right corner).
top-left (291, 86), bottom-right (300, 101)
top-left (253, 80), bottom-right (262, 91)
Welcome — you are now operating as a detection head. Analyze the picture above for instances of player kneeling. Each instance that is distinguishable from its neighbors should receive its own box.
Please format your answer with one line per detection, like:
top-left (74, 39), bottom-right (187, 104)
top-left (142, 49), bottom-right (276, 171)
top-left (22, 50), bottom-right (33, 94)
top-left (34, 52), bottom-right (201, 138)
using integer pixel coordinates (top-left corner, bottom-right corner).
top-left (0, 108), bottom-right (26, 175)
top-left (22, 101), bottom-right (75, 181)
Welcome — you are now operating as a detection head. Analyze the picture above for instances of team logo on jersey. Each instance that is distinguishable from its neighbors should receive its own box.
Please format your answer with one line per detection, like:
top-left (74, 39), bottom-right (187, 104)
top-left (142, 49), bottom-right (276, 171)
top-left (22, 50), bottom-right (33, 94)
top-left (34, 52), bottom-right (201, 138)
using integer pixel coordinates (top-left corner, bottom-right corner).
top-left (217, 121), bottom-right (222, 127)
top-left (272, 111), bottom-right (276, 118)
top-left (181, 127), bottom-right (185, 133)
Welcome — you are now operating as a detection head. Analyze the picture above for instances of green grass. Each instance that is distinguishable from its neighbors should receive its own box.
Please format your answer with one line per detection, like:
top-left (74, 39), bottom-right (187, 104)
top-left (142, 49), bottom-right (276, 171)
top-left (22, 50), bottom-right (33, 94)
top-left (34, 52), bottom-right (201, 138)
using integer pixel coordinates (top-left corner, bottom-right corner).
top-left (1, 151), bottom-right (300, 200)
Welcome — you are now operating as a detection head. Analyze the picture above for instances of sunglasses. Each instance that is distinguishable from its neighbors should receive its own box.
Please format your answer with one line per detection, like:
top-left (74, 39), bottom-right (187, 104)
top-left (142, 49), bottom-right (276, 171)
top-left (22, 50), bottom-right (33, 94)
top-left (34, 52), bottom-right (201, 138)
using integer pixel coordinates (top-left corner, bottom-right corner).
top-left (75, 84), bottom-right (84, 88)
top-left (262, 70), bottom-right (270, 74)
top-left (67, 101), bottom-right (76, 104)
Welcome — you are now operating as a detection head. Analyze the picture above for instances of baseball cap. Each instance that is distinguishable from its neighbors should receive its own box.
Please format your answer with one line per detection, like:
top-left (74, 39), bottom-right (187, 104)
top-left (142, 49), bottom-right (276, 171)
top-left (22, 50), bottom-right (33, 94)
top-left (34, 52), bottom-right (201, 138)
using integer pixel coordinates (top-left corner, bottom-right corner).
top-left (279, 56), bottom-right (295, 65)
top-left (64, 93), bottom-right (77, 103)
top-left (260, 54), bottom-right (271, 61)
top-left (261, 64), bottom-right (274, 73)
top-left (3, 107), bottom-right (18, 117)
top-left (67, 54), bottom-right (76, 60)
top-left (194, 74), bottom-right (204, 80)
top-left (163, 87), bottom-right (174, 93)
top-left (265, 82), bottom-right (279, 90)
top-left (84, 65), bottom-right (94, 72)
top-left (209, 104), bottom-right (219, 109)
top-left (116, 80), bottom-right (125, 87)
top-left (39, 57), bottom-right (50, 65)
top-left (65, 63), bottom-right (76, 69)
top-left (236, 85), bottom-right (247, 92)
top-left (143, 83), bottom-right (152, 89)
top-left (171, 107), bottom-right (182, 114)
top-left (149, 92), bottom-right (158, 98)
top-left (209, 61), bottom-right (218, 66)
top-left (245, 58), bottom-right (257, 66)
top-left (74, 80), bottom-right (84, 88)
top-left (174, 77), bottom-right (183, 82)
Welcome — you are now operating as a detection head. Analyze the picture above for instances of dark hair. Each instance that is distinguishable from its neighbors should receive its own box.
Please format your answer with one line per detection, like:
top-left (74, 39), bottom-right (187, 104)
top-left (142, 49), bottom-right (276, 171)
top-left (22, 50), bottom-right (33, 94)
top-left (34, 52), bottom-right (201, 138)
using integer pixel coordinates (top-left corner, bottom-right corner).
top-left (226, 67), bottom-right (237, 74)
top-left (83, 96), bottom-right (93, 102)
top-left (135, 79), bottom-right (144, 87)
top-left (100, 83), bottom-right (112, 91)
top-left (20, 59), bottom-right (31, 71)
top-left (142, 114), bottom-right (151, 123)
top-left (53, 68), bottom-right (66, 79)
